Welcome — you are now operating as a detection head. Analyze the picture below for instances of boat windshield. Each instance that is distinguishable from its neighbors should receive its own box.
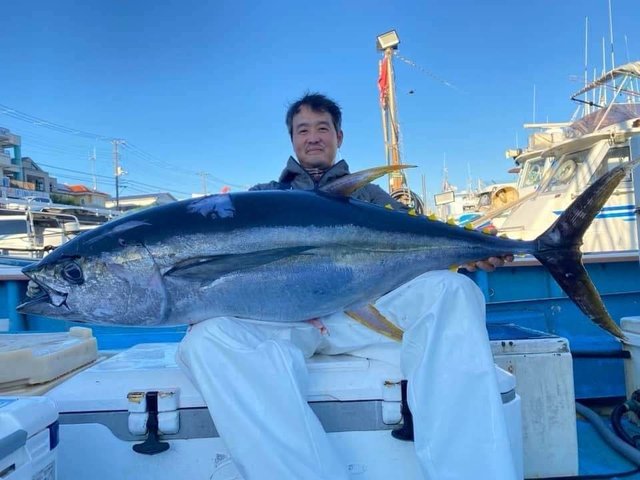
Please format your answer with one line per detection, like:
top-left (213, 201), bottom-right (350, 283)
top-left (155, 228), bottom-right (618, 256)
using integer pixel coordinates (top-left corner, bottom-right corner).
top-left (542, 149), bottom-right (589, 193)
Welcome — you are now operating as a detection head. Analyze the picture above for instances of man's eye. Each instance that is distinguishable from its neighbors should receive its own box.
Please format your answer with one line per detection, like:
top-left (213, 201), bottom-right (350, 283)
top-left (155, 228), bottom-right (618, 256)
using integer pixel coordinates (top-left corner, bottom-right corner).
top-left (61, 261), bottom-right (84, 285)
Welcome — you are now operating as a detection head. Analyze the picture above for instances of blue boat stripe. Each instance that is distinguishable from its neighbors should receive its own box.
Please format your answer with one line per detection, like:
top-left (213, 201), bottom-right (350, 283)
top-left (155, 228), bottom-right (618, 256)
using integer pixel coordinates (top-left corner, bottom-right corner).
top-left (599, 204), bottom-right (634, 212)
top-left (553, 206), bottom-right (635, 220)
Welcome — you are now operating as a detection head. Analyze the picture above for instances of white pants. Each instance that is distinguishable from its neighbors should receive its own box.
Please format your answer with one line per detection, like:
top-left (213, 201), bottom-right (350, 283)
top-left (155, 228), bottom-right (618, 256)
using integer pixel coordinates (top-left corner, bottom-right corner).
top-left (177, 271), bottom-right (518, 480)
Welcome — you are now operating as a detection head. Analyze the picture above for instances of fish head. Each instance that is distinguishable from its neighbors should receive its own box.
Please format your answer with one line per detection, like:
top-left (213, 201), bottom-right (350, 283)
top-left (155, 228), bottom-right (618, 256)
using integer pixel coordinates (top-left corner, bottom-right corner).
top-left (18, 245), bottom-right (169, 326)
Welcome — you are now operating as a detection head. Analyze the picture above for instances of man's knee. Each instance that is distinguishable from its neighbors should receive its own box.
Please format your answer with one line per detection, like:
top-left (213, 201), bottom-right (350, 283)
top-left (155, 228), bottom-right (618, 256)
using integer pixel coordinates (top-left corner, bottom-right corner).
top-left (412, 270), bottom-right (482, 298)
top-left (179, 318), bottom-right (252, 359)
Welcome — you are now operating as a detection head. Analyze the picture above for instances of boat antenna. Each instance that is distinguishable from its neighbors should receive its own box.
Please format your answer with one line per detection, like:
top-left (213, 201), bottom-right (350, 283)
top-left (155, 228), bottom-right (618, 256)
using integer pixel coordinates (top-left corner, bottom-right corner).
top-left (532, 84), bottom-right (536, 123)
top-left (584, 16), bottom-right (590, 115)
top-left (608, 0), bottom-right (616, 86)
top-left (624, 35), bottom-right (639, 100)
top-left (593, 67), bottom-right (598, 107)
top-left (601, 37), bottom-right (608, 105)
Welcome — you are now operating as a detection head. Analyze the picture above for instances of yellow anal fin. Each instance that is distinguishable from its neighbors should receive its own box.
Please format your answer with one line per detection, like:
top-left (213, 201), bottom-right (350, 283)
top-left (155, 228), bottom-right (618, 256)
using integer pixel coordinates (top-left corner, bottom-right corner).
top-left (345, 304), bottom-right (404, 342)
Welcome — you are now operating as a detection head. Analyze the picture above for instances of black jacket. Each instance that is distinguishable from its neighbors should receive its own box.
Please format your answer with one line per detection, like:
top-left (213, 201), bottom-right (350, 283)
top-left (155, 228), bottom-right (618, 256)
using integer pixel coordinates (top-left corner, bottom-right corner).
top-left (250, 157), bottom-right (405, 208)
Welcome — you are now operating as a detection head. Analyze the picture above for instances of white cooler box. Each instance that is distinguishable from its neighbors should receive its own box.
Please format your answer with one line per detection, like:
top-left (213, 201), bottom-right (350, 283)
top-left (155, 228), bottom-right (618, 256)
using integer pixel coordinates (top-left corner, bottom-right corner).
top-left (490, 324), bottom-right (578, 479)
top-left (46, 343), bottom-right (522, 480)
top-left (0, 396), bottom-right (58, 480)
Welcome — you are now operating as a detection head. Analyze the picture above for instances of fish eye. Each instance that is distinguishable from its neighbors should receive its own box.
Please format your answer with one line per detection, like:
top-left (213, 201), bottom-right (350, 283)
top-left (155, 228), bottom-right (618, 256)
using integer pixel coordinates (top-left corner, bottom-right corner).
top-left (61, 261), bottom-right (84, 285)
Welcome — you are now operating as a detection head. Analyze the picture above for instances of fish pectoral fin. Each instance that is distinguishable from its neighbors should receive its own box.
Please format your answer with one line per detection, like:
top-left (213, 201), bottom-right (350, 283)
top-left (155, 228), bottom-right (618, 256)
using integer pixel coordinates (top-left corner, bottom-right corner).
top-left (320, 165), bottom-right (415, 197)
top-left (164, 246), bottom-right (314, 280)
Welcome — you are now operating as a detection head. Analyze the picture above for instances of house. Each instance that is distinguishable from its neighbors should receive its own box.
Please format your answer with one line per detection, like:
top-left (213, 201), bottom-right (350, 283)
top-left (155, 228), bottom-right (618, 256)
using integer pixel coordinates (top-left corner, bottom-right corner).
top-left (54, 184), bottom-right (110, 208)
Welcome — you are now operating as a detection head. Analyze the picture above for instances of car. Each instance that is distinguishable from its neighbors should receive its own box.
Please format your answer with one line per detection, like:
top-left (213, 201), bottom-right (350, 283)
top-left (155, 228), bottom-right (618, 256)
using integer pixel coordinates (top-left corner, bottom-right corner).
top-left (25, 196), bottom-right (53, 205)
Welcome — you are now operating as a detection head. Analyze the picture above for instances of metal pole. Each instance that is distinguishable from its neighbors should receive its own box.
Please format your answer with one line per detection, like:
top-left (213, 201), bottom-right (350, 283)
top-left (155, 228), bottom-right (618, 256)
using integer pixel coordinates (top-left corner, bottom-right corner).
top-left (199, 172), bottom-right (209, 195)
top-left (90, 147), bottom-right (97, 191)
top-left (630, 136), bottom-right (640, 259)
top-left (112, 139), bottom-right (121, 209)
top-left (385, 48), bottom-right (403, 193)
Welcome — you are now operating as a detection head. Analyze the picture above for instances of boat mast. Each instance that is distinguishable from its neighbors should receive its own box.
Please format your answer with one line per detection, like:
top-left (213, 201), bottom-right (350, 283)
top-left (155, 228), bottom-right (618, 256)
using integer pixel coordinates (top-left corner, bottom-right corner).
top-left (376, 30), bottom-right (404, 195)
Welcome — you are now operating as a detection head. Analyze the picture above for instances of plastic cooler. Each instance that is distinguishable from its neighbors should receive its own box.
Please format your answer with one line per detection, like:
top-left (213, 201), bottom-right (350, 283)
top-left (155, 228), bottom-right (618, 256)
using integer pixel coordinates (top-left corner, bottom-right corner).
top-left (46, 342), bottom-right (522, 480)
top-left (0, 396), bottom-right (58, 480)
top-left (621, 316), bottom-right (640, 399)
top-left (489, 323), bottom-right (577, 479)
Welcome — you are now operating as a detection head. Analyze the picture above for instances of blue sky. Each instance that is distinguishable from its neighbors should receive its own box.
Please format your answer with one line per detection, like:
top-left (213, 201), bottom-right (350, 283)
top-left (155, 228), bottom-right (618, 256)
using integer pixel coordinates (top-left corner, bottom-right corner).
top-left (1, 0), bottom-right (639, 204)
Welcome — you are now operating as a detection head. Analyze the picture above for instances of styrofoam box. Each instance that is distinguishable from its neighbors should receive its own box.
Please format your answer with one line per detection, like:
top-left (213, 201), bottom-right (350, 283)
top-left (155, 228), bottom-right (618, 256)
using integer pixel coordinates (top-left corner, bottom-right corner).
top-left (0, 327), bottom-right (97, 391)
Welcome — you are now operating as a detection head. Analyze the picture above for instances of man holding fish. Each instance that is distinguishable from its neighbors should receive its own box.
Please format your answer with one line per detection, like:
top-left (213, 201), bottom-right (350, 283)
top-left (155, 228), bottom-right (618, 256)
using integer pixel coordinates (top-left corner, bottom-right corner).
top-left (177, 93), bottom-right (519, 480)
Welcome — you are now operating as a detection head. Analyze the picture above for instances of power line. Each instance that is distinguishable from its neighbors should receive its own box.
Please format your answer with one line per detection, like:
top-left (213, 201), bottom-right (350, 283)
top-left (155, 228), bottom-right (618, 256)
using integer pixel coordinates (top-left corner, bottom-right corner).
top-left (37, 163), bottom-right (112, 180)
top-left (0, 103), bottom-right (244, 188)
top-left (0, 103), bottom-right (115, 141)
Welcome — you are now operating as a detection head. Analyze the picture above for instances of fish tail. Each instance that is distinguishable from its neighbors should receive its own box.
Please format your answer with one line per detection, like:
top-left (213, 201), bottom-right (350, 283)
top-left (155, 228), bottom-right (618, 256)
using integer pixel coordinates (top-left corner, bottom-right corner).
top-left (533, 160), bottom-right (638, 340)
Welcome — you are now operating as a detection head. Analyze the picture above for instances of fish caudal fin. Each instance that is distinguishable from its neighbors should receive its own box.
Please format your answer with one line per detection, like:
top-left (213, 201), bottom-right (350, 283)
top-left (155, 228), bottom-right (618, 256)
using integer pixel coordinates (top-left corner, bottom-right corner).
top-left (533, 160), bottom-right (639, 340)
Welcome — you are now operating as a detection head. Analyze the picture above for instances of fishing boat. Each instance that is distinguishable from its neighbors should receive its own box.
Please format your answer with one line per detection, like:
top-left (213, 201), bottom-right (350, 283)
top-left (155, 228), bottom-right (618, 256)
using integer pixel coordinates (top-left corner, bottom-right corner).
top-left (472, 61), bottom-right (640, 254)
top-left (0, 204), bottom-right (117, 259)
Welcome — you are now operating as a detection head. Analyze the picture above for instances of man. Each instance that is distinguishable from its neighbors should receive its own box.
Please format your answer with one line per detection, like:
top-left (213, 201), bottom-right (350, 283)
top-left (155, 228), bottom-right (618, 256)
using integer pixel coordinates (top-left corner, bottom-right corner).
top-left (177, 93), bottom-right (518, 479)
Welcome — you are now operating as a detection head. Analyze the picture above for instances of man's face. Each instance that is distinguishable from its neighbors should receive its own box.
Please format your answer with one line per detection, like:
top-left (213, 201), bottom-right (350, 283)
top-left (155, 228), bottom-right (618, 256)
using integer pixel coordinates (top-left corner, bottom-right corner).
top-left (291, 105), bottom-right (343, 169)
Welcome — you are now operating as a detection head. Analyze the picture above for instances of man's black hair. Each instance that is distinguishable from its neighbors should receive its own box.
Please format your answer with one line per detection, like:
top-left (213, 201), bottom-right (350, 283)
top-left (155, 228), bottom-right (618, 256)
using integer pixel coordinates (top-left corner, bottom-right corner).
top-left (286, 92), bottom-right (342, 138)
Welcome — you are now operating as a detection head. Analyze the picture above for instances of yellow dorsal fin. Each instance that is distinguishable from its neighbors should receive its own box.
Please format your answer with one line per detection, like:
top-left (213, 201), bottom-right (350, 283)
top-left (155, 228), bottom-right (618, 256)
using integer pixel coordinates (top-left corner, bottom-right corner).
top-left (320, 165), bottom-right (416, 196)
top-left (384, 204), bottom-right (394, 210)
top-left (408, 208), bottom-right (417, 216)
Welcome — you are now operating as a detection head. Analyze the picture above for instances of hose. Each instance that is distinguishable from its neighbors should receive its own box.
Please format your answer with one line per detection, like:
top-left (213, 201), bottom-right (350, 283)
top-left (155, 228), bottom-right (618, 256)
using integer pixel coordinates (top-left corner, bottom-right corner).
top-left (610, 403), bottom-right (638, 448)
top-left (576, 402), bottom-right (640, 466)
top-left (538, 403), bottom-right (640, 480)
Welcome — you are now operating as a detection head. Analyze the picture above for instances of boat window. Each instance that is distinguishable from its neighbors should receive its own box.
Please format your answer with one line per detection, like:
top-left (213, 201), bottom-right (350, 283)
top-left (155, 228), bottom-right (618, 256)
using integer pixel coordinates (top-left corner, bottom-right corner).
top-left (477, 192), bottom-right (491, 207)
top-left (543, 149), bottom-right (589, 193)
top-left (588, 146), bottom-right (632, 186)
top-left (520, 158), bottom-right (546, 188)
top-left (0, 219), bottom-right (28, 235)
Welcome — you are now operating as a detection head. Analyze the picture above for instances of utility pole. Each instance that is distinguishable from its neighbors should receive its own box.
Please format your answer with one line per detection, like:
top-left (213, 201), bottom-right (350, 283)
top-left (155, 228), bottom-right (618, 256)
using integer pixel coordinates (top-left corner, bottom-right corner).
top-left (90, 147), bottom-right (97, 191)
top-left (112, 139), bottom-right (124, 209)
top-left (198, 172), bottom-right (209, 195)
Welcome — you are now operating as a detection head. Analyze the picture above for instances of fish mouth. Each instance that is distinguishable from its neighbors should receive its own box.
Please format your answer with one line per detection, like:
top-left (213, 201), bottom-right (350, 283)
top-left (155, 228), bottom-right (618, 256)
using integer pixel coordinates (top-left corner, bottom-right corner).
top-left (17, 290), bottom-right (52, 312)
top-left (17, 272), bottom-right (69, 313)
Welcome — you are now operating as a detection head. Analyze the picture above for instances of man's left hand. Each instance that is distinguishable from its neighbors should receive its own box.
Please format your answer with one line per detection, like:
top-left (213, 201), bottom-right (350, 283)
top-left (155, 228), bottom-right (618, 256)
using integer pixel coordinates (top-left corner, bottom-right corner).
top-left (461, 255), bottom-right (514, 272)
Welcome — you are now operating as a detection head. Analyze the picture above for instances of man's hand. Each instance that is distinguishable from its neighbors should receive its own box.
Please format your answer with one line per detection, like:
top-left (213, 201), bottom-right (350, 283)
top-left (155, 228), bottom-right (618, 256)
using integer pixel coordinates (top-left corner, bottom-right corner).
top-left (460, 255), bottom-right (514, 272)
